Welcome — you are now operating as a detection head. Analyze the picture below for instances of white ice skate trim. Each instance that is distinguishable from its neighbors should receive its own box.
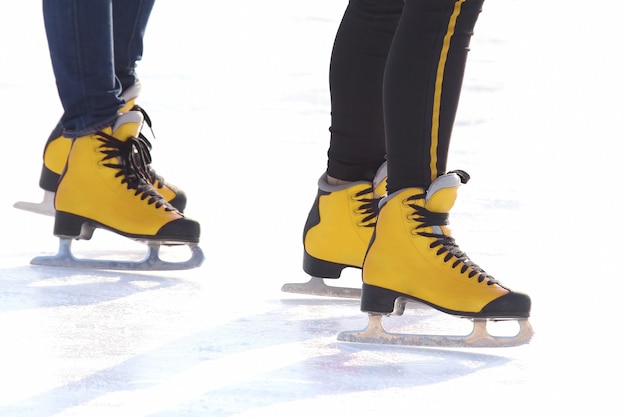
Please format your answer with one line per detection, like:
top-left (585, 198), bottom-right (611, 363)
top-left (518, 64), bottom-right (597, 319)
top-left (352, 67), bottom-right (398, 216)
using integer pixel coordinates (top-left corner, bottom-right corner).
top-left (426, 172), bottom-right (461, 201)
top-left (114, 110), bottom-right (144, 129)
top-left (122, 81), bottom-right (142, 102)
top-left (13, 191), bottom-right (56, 217)
top-left (281, 277), bottom-right (360, 299)
top-left (337, 314), bottom-right (534, 348)
top-left (30, 238), bottom-right (204, 271)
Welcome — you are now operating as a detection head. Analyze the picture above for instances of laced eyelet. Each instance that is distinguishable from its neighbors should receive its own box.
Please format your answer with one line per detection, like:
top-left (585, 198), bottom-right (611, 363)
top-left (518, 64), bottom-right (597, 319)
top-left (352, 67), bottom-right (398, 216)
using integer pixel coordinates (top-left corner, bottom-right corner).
top-left (95, 130), bottom-right (174, 211)
top-left (404, 201), bottom-right (498, 286)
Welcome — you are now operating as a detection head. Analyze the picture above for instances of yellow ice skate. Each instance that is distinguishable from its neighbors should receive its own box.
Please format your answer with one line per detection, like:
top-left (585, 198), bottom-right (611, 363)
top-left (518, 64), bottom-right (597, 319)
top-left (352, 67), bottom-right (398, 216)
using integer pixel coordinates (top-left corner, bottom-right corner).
top-left (282, 163), bottom-right (387, 298)
top-left (31, 110), bottom-right (203, 271)
top-left (338, 171), bottom-right (533, 347)
top-left (14, 83), bottom-right (186, 215)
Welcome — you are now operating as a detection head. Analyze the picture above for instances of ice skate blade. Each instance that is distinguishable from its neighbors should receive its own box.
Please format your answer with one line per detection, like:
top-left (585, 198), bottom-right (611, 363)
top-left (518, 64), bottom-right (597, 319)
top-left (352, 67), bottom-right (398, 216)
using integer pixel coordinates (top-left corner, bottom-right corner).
top-left (337, 314), bottom-right (534, 348)
top-left (281, 277), bottom-right (361, 299)
top-left (13, 191), bottom-right (55, 217)
top-left (30, 238), bottom-right (204, 271)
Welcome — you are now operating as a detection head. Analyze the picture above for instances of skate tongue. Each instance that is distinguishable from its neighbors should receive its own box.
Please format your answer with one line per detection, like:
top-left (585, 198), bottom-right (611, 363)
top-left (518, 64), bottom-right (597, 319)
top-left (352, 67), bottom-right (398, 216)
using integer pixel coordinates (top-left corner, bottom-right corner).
top-left (112, 111), bottom-right (144, 141)
top-left (373, 162), bottom-right (388, 197)
top-left (121, 81), bottom-right (142, 103)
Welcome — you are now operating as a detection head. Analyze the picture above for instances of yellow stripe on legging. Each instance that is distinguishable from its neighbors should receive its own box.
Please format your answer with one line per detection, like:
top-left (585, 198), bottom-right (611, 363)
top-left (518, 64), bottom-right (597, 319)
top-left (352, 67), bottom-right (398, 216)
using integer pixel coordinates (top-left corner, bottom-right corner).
top-left (430, 0), bottom-right (465, 181)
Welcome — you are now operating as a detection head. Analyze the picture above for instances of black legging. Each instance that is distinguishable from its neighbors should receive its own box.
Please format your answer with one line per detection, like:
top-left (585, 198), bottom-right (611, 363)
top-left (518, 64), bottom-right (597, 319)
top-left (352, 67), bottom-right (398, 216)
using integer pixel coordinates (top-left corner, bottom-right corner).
top-left (326, 0), bottom-right (484, 194)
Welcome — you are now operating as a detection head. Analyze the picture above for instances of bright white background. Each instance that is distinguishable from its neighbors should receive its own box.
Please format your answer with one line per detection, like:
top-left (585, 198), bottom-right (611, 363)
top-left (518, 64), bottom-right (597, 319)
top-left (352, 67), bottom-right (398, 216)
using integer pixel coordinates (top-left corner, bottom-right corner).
top-left (1, 1), bottom-right (625, 416)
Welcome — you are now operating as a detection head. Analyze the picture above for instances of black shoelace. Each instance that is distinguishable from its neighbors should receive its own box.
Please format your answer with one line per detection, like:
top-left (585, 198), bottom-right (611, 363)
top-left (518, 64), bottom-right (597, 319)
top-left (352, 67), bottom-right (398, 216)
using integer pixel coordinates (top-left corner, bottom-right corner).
top-left (354, 187), bottom-right (379, 227)
top-left (96, 131), bottom-right (175, 211)
top-left (131, 105), bottom-right (166, 189)
top-left (404, 192), bottom-right (497, 285)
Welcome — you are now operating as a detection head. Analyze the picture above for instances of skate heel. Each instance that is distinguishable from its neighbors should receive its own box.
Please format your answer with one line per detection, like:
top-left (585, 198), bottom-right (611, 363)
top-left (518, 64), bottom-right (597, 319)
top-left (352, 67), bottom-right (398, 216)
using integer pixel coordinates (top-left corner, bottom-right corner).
top-left (53, 211), bottom-right (96, 240)
top-left (39, 164), bottom-right (61, 192)
top-left (303, 250), bottom-right (348, 278)
top-left (361, 283), bottom-right (405, 315)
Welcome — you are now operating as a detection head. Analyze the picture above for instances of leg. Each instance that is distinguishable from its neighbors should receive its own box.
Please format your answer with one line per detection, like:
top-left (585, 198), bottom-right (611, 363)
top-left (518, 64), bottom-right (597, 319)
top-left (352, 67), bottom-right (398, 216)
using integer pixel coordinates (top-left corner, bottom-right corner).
top-left (20, 0), bottom-right (122, 214)
top-left (18, 0), bottom-right (183, 214)
top-left (43, 0), bottom-right (122, 137)
top-left (348, 0), bottom-right (533, 347)
top-left (384, 0), bottom-right (484, 193)
top-left (288, 0), bottom-right (403, 296)
top-left (327, 0), bottom-right (403, 182)
top-left (112, 0), bottom-right (155, 91)
top-left (35, 0), bottom-right (201, 269)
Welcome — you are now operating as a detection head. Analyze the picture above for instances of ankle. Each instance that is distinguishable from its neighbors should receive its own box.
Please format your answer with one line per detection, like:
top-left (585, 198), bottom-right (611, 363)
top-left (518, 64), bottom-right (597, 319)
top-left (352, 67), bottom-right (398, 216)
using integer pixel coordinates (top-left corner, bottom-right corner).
top-left (326, 175), bottom-right (352, 186)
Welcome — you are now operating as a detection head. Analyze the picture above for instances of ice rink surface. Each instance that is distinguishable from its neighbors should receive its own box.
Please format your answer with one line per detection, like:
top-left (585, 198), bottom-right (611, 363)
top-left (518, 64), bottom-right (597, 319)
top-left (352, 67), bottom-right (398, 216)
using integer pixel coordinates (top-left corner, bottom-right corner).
top-left (1, 1), bottom-right (625, 416)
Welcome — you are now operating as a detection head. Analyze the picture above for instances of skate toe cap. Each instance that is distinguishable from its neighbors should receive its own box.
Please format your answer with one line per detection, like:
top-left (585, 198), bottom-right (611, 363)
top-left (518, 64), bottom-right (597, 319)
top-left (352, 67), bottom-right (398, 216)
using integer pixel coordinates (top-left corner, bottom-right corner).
top-left (480, 291), bottom-right (531, 319)
top-left (157, 218), bottom-right (200, 243)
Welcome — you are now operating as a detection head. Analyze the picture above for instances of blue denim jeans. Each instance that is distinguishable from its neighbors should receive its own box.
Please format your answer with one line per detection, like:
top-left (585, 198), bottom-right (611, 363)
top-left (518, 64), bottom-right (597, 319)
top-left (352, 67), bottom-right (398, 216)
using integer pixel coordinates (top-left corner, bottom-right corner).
top-left (42, 0), bottom-right (155, 138)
